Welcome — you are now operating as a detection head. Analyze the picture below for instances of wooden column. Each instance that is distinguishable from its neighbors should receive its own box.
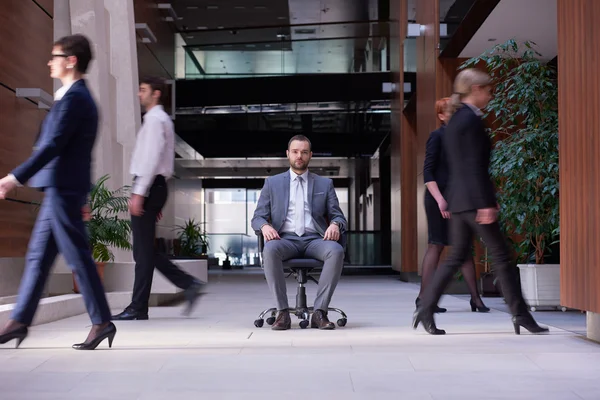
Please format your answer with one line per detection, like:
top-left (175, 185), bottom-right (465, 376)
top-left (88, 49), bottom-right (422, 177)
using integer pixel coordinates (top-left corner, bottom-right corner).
top-left (390, 0), bottom-right (407, 272)
top-left (558, 0), bottom-right (600, 313)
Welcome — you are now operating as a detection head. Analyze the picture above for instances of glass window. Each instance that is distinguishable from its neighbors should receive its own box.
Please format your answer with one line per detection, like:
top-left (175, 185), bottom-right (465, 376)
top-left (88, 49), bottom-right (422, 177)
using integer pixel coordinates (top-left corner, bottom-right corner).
top-left (204, 189), bottom-right (247, 234)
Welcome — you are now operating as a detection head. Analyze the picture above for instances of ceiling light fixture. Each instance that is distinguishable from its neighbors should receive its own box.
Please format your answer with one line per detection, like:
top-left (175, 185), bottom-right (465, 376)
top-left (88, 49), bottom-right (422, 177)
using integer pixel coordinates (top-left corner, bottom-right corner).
top-left (207, 5), bottom-right (218, 10)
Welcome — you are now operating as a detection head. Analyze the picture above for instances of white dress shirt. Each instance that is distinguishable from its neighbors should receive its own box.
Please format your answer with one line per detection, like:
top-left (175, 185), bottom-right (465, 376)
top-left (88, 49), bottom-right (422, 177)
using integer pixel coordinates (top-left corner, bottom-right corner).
top-left (54, 79), bottom-right (79, 101)
top-left (281, 169), bottom-right (317, 235)
top-left (130, 105), bottom-right (175, 196)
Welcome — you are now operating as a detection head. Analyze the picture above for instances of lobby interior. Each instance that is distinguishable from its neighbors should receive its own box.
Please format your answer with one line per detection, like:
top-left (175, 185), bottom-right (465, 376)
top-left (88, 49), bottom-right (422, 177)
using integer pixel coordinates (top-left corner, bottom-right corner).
top-left (0, 0), bottom-right (599, 398)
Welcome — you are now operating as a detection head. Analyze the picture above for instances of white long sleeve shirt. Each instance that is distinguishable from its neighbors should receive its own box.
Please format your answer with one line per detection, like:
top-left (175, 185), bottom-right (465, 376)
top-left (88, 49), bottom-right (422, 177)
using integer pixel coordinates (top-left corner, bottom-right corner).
top-left (129, 105), bottom-right (174, 196)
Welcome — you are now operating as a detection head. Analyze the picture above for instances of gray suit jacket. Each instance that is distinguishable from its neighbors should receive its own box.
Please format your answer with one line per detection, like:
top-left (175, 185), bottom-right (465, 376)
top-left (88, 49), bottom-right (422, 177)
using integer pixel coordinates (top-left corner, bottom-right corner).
top-left (251, 171), bottom-right (347, 236)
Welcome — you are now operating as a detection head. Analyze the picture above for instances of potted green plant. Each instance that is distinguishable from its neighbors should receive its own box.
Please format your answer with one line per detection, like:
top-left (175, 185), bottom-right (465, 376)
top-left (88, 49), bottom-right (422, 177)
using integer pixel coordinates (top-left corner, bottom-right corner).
top-left (174, 218), bottom-right (208, 258)
top-left (460, 39), bottom-right (560, 310)
top-left (75, 174), bottom-right (132, 293)
top-left (220, 246), bottom-right (236, 269)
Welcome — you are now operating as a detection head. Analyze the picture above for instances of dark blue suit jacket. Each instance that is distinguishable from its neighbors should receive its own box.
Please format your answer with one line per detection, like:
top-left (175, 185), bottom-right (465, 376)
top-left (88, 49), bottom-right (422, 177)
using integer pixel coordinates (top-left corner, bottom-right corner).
top-left (12, 80), bottom-right (98, 194)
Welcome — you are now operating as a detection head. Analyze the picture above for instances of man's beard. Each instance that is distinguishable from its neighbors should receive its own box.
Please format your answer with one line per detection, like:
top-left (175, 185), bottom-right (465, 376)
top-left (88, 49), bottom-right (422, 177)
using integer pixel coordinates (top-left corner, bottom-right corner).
top-left (290, 160), bottom-right (307, 171)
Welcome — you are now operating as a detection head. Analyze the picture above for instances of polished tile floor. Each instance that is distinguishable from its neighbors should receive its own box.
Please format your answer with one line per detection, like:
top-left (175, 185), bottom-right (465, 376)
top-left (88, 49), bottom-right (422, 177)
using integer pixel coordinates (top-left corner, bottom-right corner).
top-left (0, 271), bottom-right (597, 400)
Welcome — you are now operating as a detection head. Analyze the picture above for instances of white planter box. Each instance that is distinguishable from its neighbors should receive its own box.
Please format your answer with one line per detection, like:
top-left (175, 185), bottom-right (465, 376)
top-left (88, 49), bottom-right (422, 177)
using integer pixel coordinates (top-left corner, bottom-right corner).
top-left (103, 259), bottom-right (208, 293)
top-left (517, 263), bottom-right (565, 311)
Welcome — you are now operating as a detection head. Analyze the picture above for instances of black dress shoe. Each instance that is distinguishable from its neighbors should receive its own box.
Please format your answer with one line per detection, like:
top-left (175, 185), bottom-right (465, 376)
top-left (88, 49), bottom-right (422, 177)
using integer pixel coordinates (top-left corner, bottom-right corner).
top-left (111, 309), bottom-right (148, 321)
top-left (0, 326), bottom-right (28, 348)
top-left (413, 309), bottom-right (446, 335)
top-left (182, 280), bottom-right (204, 316)
top-left (470, 299), bottom-right (490, 313)
top-left (512, 315), bottom-right (549, 335)
top-left (72, 322), bottom-right (117, 350)
top-left (311, 309), bottom-right (335, 330)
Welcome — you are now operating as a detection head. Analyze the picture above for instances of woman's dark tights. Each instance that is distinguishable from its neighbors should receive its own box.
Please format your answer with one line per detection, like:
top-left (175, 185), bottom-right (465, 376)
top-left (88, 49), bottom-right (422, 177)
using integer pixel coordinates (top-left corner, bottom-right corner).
top-left (417, 243), bottom-right (485, 308)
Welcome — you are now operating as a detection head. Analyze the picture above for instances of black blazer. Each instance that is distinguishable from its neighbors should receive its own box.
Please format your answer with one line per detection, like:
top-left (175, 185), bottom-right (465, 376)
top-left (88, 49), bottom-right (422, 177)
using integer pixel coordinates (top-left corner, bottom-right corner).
top-left (443, 104), bottom-right (497, 213)
top-left (423, 124), bottom-right (449, 194)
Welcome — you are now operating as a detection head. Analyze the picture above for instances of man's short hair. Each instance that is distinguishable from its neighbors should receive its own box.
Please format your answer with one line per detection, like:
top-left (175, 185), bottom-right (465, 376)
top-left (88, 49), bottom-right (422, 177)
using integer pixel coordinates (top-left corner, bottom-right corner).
top-left (140, 76), bottom-right (166, 104)
top-left (287, 134), bottom-right (312, 151)
top-left (53, 34), bottom-right (93, 74)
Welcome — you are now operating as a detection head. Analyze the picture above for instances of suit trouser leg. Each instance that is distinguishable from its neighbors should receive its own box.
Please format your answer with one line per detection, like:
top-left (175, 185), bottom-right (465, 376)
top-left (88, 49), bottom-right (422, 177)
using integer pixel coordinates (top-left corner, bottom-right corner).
top-left (421, 212), bottom-right (474, 312)
top-left (304, 238), bottom-right (345, 311)
top-left (130, 182), bottom-right (194, 313)
top-left (11, 198), bottom-right (59, 325)
top-left (263, 239), bottom-right (302, 310)
top-left (467, 218), bottom-right (528, 316)
top-left (49, 189), bottom-right (112, 325)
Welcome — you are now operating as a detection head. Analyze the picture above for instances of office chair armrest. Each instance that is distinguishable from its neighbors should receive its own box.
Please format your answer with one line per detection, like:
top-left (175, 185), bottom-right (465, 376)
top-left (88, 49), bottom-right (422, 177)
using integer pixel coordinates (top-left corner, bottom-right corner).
top-left (256, 231), bottom-right (265, 254)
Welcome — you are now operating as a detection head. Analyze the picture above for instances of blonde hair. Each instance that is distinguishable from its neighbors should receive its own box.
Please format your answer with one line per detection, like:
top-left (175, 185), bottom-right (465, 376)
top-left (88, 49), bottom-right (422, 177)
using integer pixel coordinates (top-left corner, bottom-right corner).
top-left (450, 68), bottom-right (492, 111)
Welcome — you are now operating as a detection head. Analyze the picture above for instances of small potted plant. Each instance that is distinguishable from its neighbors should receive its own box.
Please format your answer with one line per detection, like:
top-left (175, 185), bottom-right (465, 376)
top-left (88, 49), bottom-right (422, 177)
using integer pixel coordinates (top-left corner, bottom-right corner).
top-left (174, 218), bottom-right (208, 258)
top-left (75, 175), bottom-right (132, 293)
top-left (220, 246), bottom-right (236, 269)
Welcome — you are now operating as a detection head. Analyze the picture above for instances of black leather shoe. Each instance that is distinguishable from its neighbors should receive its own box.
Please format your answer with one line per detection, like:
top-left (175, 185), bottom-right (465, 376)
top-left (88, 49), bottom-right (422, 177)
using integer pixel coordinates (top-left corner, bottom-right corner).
top-left (272, 310), bottom-right (291, 330)
top-left (512, 315), bottom-right (549, 335)
top-left (0, 326), bottom-right (28, 348)
top-left (111, 308), bottom-right (148, 321)
top-left (413, 309), bottom-right (446, 335)
top-left (311, 309), bottom-right (335, 330)
top-left (182, 280), bottom-right (204, 316)
top-left (72, 322), bottom-right (117, 350)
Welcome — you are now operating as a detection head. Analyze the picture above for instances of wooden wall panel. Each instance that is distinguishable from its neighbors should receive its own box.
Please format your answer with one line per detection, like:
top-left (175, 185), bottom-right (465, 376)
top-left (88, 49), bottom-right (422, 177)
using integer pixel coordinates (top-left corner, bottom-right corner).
top-left (0, 0), bottom-right (54, 94)
top-left (558, 0), bottom-right (600, 313)
top-left (0, 0), bottom-right (52, 257)
top-left (390, 0), bottom-right (407, 272)
top-left (411, 0), bottom-right (439, 273)
top-left (35, 0), bottom-right (53, 16)
top-left (134, 0), bottom-right (176, 80)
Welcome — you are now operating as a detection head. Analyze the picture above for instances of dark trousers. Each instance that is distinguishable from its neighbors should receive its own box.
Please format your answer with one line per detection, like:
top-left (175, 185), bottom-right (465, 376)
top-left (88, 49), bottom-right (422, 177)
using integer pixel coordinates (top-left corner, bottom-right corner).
top-left (12, 188), bottom-right (112, 325)
top-left (421, 211), bottom-right (529, 316)
top-left (129, 176), bottom-right (194, 313)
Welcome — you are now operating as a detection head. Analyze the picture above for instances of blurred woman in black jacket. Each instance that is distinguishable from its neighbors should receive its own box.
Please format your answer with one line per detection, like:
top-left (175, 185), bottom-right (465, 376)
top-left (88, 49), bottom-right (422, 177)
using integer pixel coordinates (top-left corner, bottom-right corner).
top-left (413, 68), bottom-right (548, 336)
top-left (416, 97), bottom-right (489, 314)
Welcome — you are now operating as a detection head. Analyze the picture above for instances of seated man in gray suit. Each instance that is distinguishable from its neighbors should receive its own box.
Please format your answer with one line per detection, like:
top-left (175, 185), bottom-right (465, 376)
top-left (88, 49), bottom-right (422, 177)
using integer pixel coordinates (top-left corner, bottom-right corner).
top-left (251, 135), bottom-right (347, 330)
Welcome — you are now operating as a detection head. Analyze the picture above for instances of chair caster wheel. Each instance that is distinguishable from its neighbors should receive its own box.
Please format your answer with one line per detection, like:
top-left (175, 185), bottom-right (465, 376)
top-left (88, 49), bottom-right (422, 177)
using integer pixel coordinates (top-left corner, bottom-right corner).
top-left (530, 307), bottom-right (537, 312)
top-left (337, 318), bottom-right (347, 327)
top-left (266, 317), bottom-right (276, 325)
top-left (254, 319), bottom-right (264, 328)
top-left (299, 320), bottom-right (309, 329)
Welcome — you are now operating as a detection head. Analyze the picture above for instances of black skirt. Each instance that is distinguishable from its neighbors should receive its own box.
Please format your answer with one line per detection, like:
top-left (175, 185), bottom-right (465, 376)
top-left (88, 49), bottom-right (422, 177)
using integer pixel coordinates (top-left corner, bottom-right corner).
top-left (424, 191), bottom-right (449, 246)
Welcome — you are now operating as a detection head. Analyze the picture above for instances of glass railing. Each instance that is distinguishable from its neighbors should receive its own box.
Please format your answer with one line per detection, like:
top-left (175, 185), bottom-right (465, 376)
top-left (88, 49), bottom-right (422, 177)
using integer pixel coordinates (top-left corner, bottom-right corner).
top-left (197, 230), bottom-right (386, 267)
top-left (179, 21), bottom-right (392, 79)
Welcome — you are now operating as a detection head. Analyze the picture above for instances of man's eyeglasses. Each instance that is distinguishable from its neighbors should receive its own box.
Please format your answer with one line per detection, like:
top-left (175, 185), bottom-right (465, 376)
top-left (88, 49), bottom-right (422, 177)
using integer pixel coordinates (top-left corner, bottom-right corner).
top-left (50, 53), bottom-right (69, 60)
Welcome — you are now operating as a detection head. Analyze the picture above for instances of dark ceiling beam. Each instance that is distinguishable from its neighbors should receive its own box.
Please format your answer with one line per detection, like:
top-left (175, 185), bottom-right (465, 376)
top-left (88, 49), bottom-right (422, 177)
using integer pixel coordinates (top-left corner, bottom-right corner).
top-left (439, 0), bottom-right (501, 58)
top-left (176, 72), bottom-right (411, 107)
top-left (179, 19), bottom-right (388, 34)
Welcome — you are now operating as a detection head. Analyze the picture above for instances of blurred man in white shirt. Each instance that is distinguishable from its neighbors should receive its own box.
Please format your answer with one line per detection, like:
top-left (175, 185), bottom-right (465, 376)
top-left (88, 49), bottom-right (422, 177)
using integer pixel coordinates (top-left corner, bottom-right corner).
top-left (112, 77), bottom-right (202, 321)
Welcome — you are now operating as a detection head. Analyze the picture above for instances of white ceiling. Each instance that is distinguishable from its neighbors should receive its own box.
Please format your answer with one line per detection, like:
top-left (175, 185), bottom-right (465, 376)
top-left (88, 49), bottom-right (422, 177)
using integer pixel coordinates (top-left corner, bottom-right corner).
top-left (460, 0), bottom-right (557, 60)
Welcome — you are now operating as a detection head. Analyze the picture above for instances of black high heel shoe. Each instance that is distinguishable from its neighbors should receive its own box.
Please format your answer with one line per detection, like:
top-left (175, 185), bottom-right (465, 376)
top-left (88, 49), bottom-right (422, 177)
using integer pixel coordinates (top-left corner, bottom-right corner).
top-left (413, 309), bottom-right (446, 335)
top-left (72, 322), bottom-right (117, 350)
top-left (0, 326), bottom-right (28, 348)
top-left (415, 298), bottom-right (447, 313)
top-left (512, 315), bottom-right (549, 335)
top-left (470, 299), bottom-right (490, 313)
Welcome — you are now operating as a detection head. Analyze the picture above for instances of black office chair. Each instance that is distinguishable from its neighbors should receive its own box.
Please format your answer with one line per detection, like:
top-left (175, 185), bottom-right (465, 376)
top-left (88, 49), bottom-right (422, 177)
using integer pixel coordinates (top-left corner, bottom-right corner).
top-left (253, 232), bottom-right (348, 329)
